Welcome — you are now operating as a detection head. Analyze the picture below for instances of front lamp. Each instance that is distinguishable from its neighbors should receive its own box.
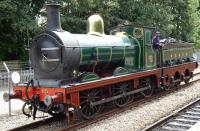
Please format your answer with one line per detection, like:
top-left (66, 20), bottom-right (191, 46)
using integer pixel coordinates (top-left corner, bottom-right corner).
top-left (11, 71), bottom-right (20, 84)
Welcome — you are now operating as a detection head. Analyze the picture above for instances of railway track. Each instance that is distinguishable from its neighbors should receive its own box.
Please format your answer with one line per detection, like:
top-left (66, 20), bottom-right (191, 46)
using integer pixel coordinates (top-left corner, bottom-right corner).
top-left (142, 98), bottom-right (200, 131)
top-left (7, 117), bottom-right (63, 131)
top-left (8, 72), bottom-right (200, 131)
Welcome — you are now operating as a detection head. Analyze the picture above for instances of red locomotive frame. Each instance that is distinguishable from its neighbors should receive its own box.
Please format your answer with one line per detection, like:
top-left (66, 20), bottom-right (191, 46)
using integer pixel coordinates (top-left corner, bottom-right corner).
top-left (11, 62), bottom-right (197, 108)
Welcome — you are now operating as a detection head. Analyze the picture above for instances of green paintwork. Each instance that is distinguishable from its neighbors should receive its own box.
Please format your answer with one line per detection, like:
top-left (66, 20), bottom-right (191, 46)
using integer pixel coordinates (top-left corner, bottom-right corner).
top-left (124, 46), bottom-right (136, 68)
top-left (132, 38), bottom-right (141, 69)
top-left (80, 72), bottom-right (100, 82)
top-left (113, 67), bottom-right (129, 76)
top-left (144, 29), bottom-right (156, 69)
top-left (74, 24), bottom-right (194, 82)
top-left (77, 34), bottom-right (135, 71)
top-left (96, 47), bottom-right (111, 62)
top-left (111, 47), bottom-right (125, 61)
top-left (80, 47), bottom-right (94, 65)
top-left (162, 47), bottom-right (193, 65)
top-left (119, 26), bottom-right (156, 70)
top-left (116, 26), bottom-right (143, 69)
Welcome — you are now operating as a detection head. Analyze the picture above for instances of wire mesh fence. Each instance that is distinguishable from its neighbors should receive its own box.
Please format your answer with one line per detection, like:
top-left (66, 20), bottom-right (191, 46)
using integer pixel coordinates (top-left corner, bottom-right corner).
top-left (0, 60), bottom-right (30, 72)
top-left (0, 69), bottom-right (34, 91)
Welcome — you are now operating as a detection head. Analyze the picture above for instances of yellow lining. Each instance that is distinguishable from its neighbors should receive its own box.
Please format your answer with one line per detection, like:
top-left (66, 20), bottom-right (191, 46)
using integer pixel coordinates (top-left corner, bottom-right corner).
top-left (80, 48), bottom-right (83, 64)
top-left (109, 47), bottom-right (112, 62)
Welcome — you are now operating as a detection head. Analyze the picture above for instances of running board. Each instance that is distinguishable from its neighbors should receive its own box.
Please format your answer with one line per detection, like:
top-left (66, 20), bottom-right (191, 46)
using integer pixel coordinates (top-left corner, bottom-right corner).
top-left (91, 86), bottom-right (150, 106)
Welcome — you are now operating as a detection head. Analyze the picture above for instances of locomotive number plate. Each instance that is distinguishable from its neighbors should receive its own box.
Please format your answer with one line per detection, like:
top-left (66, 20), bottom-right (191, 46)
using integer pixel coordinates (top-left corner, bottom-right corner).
top-left (125, 57), bottom-right (134, 66)
top-left (148, 55), bottom-right (153, 63)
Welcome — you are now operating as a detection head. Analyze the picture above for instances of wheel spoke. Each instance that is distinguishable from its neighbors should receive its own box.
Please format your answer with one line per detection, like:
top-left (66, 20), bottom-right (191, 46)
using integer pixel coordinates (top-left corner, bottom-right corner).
top-left (91, 107), bottom-right (95, 115)
top-left (112, 82), bottom-right (132, 107)
top-left (120, 99), bottom-right (124, 104)
top-left (94, 90), bottom-right (101, 96)
top-left (80, 100), bottom-right (87, 105)
top-left (140, 78), bottom-right (154, 97)
top-left (113, 87), bottom-right (121, 90)
top-left (80, 96), bottom-right (89, 99)
top-left (81, 105), bottom-right (88, 111)
top-left (113, 90), bottom-right (121, 95)
top-left (94, 96), bottom-right (101, 99)
top-left (122, 97), bottom-right (127, 102)
top-left (81, 91), bottom-right (88, 96)
top-left (79, 89), bottom-right (102, 119)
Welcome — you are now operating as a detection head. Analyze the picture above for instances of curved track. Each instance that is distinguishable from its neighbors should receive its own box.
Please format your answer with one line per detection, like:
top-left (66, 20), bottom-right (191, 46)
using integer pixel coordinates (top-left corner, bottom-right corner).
top-left (142, 98), bottom-right (200, 131)
top-left (8, 72), bottom-right (200, 131)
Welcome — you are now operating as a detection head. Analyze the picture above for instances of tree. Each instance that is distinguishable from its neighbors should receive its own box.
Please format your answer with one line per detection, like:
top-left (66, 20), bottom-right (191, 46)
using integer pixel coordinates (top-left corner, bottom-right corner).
top-left (111, 0), bottom-right (174, 37)
top-left (186, 0), bottom-right (200, 47)
top-left (60, 0), bottom-right (118, 34)
top-left (0, 0), bottom-right (45, 61)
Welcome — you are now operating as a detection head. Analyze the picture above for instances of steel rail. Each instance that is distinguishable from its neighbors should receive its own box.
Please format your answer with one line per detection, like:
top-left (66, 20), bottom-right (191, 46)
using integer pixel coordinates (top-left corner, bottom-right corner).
top-left (8, 117), bottom-right (51, 131)
top-left (7, 116), bottom-right (66, 131)
top-left (142, 98), bottom-right (200, 131)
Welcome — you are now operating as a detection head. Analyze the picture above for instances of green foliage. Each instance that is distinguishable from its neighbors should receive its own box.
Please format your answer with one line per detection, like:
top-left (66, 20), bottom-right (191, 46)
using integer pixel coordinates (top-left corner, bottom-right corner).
top-left (0, 0), bottom-right (200, 61)
top-left (187, 0), bottom-right (200, 47)
top-left (0, 0), bottom-right (45, 61)
top-left (60, 0), bottom-right (119, 33)
top-left (115, 0), bottom-right (174, 37)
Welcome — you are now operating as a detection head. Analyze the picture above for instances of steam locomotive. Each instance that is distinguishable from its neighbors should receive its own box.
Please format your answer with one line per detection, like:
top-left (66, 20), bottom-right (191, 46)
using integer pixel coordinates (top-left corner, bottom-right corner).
top-left (3, 2), bottom-right (198, 120)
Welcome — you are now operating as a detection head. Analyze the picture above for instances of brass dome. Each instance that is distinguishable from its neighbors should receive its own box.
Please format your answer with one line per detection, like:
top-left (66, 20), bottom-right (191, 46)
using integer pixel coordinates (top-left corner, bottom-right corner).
top-left (87, 15), bottom-right (105, 35)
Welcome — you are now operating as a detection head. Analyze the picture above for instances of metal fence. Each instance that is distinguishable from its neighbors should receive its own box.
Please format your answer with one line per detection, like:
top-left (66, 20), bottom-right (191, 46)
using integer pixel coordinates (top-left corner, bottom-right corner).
top-left (0, 60), bottom-right (30, 72)
top-left (0, 69), bottom-right (34, 91)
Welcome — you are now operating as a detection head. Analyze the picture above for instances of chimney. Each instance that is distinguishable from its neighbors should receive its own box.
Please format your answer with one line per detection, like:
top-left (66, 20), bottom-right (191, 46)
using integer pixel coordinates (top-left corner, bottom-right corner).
top-left (45, 1), bottom-right (62, 31)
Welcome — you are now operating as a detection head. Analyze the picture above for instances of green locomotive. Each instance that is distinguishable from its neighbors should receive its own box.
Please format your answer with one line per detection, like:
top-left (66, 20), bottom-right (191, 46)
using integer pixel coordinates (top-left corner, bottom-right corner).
top-left (76, 15), bottom-right (194, 82)
top-left (30, 4), bottom-right (194, 86)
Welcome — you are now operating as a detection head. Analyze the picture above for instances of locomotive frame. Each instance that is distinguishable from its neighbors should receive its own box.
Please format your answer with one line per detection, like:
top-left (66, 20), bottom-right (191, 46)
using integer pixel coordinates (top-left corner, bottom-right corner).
top-left (8, 61), bottom-right (197, 119)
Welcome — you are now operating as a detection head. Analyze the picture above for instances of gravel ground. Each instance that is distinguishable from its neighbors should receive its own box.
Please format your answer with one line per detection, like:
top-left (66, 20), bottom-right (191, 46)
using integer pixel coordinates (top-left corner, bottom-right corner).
top-left (0, 67), bottom-right (200, 131)
top-left (194, 66), bottom-right (200, 74)
top-left (0, 112), bottom-right (50, 131)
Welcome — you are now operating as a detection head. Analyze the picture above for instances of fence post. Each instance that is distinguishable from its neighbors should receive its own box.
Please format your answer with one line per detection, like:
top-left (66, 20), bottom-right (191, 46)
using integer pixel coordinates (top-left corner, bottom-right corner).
top-left (3, 62), bottom-right (11, 116)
